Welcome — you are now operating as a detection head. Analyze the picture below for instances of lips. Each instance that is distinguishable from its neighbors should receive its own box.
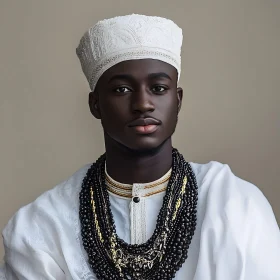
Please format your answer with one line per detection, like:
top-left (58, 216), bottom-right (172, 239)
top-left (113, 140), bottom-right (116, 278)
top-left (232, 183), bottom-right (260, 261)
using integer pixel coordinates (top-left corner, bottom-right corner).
top-left (128, 117), bottom-right (161, 127)
top-left (128, 117), bottom-right (161, 135)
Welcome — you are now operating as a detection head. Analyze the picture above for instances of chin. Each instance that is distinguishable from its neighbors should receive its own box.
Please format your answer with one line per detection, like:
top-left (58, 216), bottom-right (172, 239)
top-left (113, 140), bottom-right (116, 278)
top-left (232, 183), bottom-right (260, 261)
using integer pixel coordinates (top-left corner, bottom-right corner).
top-left (122, 137), bottom-right (170, 155)
top-left (105, 130), bottom-right (172, 155)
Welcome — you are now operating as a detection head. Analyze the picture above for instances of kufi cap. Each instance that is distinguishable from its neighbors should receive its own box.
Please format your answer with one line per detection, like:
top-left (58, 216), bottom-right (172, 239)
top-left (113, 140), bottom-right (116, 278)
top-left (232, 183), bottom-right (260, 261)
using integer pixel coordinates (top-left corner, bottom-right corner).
top-left (76, 14), bottom-right (183, 91)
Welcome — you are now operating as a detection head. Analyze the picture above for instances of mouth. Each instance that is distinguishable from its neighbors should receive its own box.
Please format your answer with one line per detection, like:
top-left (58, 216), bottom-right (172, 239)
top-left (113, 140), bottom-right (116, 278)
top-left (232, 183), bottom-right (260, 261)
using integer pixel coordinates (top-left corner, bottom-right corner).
top-left (128, 118), bottom-right (161, 135)
top-left (131, 124), bottom-right (159, 134)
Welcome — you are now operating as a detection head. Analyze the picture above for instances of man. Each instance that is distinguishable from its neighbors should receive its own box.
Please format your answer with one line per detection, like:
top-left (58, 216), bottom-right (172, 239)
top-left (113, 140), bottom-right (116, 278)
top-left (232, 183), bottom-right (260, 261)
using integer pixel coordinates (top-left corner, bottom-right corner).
top-left (1, 14), bottom-right (280, 280)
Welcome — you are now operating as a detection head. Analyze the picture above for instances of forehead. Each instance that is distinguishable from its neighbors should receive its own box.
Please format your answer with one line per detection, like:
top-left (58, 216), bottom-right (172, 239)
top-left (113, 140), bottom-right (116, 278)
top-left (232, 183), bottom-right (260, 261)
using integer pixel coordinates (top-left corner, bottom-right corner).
top-left (98, 59), bottom-right (178, 83)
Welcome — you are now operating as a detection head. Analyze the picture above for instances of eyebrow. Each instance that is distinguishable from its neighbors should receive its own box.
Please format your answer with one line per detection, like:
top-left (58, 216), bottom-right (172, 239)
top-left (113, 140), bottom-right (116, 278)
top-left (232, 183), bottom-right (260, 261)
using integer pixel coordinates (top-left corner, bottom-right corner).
top-left (148, 72), bottom-right (172, 80)
top-left (108, 72), bottom-right (172, 83)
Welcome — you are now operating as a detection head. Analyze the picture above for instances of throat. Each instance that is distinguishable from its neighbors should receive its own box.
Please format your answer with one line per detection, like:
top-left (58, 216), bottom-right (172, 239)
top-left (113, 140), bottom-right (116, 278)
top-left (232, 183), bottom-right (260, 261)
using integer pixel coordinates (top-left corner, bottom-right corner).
top-left (105, 140), bottom-right (173, 184)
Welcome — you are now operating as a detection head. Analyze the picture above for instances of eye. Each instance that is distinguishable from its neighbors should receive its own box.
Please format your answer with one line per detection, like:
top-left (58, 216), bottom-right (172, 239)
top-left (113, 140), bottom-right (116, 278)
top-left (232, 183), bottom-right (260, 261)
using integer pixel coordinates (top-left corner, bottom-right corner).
top-left (152, 85), bottom-right (168, 93)
top-left (114, 86), bottom-right (131, 93)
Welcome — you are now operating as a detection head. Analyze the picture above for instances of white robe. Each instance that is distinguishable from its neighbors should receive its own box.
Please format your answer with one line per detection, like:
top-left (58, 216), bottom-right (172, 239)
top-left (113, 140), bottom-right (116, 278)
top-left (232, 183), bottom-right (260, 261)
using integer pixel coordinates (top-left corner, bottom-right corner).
top-left (1, 161), bottom-right (280, 280)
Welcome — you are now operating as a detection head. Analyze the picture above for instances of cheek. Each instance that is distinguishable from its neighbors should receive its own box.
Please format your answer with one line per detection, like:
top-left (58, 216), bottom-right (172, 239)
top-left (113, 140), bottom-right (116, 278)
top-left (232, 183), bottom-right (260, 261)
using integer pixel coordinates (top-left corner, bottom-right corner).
top-left (99, 99), bottom-right (129, 128)
top-left (157, 97), bottom-right (178, 124)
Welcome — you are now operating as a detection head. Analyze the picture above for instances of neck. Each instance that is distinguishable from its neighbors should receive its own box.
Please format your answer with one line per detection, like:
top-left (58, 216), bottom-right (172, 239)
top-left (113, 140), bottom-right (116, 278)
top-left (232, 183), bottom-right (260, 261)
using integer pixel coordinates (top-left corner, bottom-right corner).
top-left (104, 137), bottom-right (173, 184)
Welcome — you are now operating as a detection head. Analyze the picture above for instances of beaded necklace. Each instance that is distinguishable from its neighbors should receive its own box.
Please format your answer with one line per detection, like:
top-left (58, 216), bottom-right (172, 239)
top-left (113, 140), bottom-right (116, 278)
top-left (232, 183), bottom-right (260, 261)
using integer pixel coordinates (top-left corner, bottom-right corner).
top-left (79, 149), bottom-right (198, 280)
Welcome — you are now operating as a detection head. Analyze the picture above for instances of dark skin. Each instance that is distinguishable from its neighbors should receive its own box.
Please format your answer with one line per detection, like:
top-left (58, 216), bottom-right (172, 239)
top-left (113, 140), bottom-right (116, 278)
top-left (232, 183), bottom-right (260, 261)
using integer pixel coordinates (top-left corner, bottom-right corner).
top-left (89, 59), bottom-right (183, 184)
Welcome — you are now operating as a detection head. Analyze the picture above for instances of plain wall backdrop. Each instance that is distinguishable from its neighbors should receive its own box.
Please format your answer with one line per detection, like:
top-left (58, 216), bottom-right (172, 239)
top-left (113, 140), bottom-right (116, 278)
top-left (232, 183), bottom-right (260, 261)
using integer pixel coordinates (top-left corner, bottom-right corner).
top-left (0, 0), bottom-right (279, 259)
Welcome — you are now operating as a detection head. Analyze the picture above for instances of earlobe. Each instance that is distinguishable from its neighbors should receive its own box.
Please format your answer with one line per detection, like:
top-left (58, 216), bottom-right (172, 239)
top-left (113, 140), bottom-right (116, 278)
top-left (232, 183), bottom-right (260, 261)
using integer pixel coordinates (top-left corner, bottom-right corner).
top-left (177, 87), bottom-right (183, 113)
top-left (89, 91), bottom-right (101, 119)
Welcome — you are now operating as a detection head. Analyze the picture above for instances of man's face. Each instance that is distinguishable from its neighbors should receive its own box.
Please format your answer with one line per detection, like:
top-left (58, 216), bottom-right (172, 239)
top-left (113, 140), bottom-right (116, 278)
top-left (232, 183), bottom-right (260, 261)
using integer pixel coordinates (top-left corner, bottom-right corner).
top-left (90, 59), bottom-right (183, 151)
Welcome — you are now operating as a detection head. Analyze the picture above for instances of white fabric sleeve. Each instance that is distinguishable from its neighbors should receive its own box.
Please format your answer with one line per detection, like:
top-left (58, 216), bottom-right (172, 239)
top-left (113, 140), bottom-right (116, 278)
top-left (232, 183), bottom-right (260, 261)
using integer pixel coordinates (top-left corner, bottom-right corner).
top-left (1, 246), bottom-right (65, 280)
top-left (241, 182), bottom-right (280, 279)
top-left (193, 164), bottom-right (280, 280)
top-left (1, 203), bottom-right (66, 280)
top-left (0, 265), bottom-right (7, 280)
top-left (221, 174), bottom-right (280, 279)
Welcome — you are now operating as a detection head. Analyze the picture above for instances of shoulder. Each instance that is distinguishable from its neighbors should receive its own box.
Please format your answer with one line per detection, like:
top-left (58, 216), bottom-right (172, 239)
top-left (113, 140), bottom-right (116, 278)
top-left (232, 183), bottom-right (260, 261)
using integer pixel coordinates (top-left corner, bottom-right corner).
top-left (190, 162), bottom-right (280, 278)
top-left (190, 161), bottom-right (274, 221)
top-left (2, 163), bottom-right (91, 249)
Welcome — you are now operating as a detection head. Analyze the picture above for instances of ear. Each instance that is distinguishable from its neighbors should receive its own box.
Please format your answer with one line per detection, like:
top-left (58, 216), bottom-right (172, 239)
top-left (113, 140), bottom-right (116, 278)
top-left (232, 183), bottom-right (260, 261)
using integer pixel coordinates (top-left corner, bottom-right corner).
top-left (176, 87), bottom-right (183, 113)
top-left (89, 90), bottom-right (101, 119)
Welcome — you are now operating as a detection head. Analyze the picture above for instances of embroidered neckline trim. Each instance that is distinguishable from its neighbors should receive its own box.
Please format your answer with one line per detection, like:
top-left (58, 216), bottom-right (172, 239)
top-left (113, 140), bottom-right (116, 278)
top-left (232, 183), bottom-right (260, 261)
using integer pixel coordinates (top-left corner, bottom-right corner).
top-left (105, 168), bottom-right (171, 198)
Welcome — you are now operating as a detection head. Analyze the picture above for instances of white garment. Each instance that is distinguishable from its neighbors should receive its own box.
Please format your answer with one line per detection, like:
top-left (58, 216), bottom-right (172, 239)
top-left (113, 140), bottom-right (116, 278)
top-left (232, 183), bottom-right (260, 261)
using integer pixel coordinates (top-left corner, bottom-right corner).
top-left (1, 161), bottom-right (280, 280)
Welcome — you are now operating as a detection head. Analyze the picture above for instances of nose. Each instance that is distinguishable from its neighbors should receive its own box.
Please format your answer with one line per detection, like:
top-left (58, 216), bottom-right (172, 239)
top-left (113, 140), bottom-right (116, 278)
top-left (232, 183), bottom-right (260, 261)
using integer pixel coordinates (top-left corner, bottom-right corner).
top-left (131, 88), bottom-right (155, 114)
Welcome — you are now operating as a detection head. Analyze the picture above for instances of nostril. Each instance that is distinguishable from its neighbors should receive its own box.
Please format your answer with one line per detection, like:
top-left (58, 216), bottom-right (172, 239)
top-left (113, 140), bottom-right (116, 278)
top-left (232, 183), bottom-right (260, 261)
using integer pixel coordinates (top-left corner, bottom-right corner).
top-left (132, 105), bottom-right (155, 114)
top-left (131, 100), bottom-right (155, 113)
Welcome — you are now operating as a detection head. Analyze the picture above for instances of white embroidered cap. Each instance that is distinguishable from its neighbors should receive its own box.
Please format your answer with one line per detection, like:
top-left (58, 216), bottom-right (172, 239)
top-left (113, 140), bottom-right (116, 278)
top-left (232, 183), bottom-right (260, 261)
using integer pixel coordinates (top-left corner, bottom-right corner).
top-left (76, 14), bottom-right (183, 91)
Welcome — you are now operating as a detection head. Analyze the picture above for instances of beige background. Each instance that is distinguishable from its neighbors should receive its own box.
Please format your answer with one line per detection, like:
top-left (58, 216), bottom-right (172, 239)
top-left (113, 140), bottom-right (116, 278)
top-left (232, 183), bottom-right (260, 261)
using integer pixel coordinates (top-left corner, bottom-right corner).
top-left (0, 0), bottom-right (279, 260)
